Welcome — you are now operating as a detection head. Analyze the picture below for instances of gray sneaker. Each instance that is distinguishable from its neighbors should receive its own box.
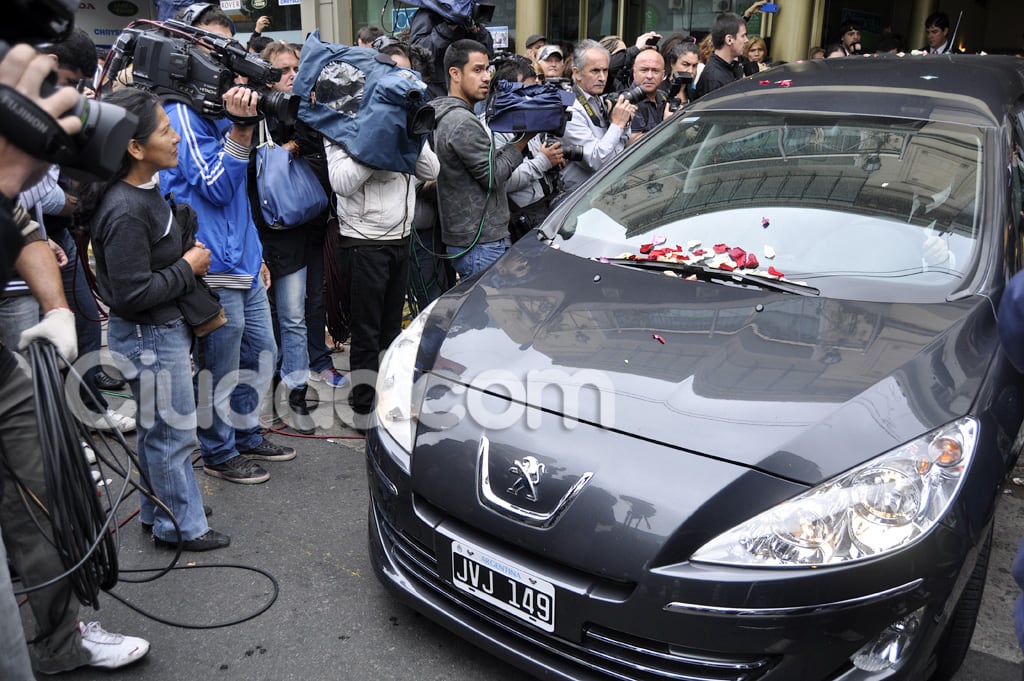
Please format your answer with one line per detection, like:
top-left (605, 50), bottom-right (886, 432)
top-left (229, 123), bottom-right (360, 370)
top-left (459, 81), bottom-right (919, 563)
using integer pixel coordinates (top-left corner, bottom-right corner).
top-left (203, 456), bottom-right (270, 484)
top-left (239, 439), bottom-right (297, 461)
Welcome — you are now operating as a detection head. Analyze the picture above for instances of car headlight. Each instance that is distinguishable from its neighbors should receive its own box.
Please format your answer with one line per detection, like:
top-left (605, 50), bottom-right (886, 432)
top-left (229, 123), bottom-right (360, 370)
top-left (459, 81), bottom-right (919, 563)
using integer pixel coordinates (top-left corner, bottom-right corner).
top-left (375, 300), bottom-right (436, 455)
top-left (691, 417), bottom-right (978, 567)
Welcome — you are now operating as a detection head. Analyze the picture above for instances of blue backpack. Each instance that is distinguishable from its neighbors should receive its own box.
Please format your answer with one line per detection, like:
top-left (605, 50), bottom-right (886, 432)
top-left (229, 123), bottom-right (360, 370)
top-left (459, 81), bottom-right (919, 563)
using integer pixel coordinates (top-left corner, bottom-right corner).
top-left (293, 31), bottom-right (433, 175)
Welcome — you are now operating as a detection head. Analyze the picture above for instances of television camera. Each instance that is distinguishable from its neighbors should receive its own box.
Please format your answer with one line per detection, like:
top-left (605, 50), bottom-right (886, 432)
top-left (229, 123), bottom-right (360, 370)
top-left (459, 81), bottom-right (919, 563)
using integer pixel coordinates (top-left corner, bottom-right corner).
top-left (1, 0), bottom-right (138, 180)
top-left (103, 19), bottom-right (299, 125)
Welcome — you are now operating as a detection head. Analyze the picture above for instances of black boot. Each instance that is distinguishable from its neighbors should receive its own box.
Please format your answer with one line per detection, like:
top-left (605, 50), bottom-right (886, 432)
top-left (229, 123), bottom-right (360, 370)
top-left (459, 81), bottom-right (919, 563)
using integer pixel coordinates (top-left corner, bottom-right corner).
top-left (284, 385), bottom-right (316, 435)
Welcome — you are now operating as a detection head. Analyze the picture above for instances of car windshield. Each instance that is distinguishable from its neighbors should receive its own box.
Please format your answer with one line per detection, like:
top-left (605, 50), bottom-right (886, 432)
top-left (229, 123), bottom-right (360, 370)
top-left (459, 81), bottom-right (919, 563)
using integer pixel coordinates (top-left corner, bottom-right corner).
top-left (551, 112), bottom-right (984, 302)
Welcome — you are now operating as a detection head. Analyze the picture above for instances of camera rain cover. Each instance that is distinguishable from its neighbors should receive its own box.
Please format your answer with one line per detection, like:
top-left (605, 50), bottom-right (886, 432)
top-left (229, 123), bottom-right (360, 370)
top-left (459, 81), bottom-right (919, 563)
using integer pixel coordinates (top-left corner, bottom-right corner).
top-left (395, 0), bottom-right (480, 25)
top-left (486, 80), bottom-right (575, 136)
top-left (314, 61), bottom-right (365, 118)
top-left (294, 30), bottom-right (429, 175)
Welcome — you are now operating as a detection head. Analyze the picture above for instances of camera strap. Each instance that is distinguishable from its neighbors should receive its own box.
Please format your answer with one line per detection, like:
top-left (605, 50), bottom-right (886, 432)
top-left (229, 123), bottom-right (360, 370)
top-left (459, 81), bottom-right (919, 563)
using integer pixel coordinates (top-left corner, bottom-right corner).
top-left (225, 111), bottom-right (261, 126)
top-left (573, 85), bottom-right (608, 129)
top-left (0, 83), bottom-right (76, 164)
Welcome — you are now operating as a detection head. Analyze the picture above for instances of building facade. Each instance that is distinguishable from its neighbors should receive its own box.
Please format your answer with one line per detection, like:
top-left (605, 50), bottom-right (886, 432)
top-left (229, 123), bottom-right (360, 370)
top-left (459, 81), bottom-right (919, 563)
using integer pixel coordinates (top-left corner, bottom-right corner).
top-left (74, 1), bottom-right (1023, 63)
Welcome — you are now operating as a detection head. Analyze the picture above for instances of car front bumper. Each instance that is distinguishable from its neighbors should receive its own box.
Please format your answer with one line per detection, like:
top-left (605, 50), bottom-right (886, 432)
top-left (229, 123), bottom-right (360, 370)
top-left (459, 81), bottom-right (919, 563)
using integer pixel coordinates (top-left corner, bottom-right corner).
top-left (366, 427), bottom-right (985, 681)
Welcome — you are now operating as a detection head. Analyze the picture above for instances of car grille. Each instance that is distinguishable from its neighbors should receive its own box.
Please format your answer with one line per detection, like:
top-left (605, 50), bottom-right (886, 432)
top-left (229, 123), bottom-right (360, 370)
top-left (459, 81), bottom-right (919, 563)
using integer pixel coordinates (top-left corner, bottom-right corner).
top-left (378, 506), bottom-right (777, 681)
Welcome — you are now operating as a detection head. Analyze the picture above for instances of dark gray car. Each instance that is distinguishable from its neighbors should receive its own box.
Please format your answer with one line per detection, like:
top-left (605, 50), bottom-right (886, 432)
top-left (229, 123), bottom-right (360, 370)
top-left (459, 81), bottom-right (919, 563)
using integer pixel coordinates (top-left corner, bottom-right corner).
top-left (365, 55), bottom-right (1024, 681)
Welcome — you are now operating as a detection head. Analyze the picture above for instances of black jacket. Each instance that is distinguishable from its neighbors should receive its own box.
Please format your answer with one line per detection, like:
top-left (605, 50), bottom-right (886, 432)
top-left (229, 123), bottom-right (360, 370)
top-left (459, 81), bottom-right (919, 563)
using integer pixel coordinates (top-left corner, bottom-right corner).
top-left (694, 53), bottom-right (743, 100)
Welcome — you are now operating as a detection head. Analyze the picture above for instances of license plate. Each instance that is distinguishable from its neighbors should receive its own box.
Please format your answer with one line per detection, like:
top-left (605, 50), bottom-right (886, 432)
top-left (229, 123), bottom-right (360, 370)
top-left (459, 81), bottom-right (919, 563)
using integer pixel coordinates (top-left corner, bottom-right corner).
top-left (451, 540), bottom-right (555, 632)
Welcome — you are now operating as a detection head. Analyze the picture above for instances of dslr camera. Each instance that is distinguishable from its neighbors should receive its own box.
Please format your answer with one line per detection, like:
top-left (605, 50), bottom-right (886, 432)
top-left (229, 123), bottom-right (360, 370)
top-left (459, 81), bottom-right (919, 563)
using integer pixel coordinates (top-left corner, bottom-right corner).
top-left (603, 85), bottom-right (645, 107)
top-left (107, 20), bottom-right (299, 124)
top-left (1, 0), bottom-right (138, 180)
top-left (539, 133), bottom-right (583, 163)
top-left (666, 70), bottom-right (693, 113)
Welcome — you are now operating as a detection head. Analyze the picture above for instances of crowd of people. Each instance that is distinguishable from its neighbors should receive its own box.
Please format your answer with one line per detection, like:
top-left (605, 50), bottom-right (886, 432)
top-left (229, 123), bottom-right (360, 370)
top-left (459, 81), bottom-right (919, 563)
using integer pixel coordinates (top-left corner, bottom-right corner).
top-left (0, 0), bottom-right (999, 677)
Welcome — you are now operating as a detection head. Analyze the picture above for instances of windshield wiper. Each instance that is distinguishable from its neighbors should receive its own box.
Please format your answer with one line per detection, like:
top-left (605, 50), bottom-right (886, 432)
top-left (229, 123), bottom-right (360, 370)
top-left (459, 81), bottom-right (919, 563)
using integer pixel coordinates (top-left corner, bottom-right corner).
top-left (605, 258), bottom-right (820, 296)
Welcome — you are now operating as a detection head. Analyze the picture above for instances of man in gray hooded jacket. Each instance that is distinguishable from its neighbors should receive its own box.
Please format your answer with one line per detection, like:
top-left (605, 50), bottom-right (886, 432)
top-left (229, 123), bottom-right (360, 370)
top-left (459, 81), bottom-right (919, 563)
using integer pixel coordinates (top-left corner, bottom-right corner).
top-left (432, 39), bottom-right (532, 279)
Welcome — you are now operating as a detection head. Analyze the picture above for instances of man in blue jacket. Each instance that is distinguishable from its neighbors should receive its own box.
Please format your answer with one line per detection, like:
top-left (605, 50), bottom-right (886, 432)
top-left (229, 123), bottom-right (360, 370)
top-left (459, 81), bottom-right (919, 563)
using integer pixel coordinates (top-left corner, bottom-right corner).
top-left (160, 4), bottom-right (294, 484)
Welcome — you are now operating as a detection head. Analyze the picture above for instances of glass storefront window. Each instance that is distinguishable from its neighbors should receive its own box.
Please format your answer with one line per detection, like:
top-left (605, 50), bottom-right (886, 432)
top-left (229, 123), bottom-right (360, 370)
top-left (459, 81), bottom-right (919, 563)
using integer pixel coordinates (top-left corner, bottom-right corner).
top-left (222, 1), bottom-right (305, 46)
top-left (587, 0), bottom-right (620, 39)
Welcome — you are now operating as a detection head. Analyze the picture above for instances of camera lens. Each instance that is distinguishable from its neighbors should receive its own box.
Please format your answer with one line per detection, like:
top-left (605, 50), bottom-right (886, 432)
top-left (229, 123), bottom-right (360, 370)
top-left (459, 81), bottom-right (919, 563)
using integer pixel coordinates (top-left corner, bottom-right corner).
top-left (258, 90), bottom-right (300, 126)
top-left (563, 144), bottom-right (584, 163)
top-left (623, 85), bottom-right (645, 104)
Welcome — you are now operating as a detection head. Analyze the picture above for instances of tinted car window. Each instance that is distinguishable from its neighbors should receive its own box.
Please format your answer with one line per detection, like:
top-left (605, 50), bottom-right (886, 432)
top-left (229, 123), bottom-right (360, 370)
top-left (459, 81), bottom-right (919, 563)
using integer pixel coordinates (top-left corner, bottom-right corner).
top-left (553, 113), bottom-right (984, 303)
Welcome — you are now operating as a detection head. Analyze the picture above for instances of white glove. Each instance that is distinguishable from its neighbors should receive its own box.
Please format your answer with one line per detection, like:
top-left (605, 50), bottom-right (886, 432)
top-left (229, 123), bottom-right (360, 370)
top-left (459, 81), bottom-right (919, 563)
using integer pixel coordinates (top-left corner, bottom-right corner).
top-left (19, 307), bottom-right (78, 362)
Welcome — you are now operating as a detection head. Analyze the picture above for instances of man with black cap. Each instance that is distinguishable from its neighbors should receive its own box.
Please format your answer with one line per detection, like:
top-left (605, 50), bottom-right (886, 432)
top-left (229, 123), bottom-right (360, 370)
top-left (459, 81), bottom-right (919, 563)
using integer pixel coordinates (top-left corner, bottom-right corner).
top-left (523, 34), bottom-right (546, 61)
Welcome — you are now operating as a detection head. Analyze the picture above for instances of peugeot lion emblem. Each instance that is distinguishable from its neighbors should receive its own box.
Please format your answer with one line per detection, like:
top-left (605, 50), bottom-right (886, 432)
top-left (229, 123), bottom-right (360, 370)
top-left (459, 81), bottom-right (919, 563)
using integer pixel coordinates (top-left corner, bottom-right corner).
top-left (477, 435), bottom-right (594, 527)
top-left (507, 456), bottom-right (545, 502)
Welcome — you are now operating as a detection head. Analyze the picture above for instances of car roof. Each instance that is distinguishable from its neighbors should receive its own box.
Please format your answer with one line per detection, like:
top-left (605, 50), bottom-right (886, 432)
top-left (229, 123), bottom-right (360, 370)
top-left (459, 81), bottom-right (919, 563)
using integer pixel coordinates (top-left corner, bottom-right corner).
top-left (689, 55), bottom-right (1024, 128)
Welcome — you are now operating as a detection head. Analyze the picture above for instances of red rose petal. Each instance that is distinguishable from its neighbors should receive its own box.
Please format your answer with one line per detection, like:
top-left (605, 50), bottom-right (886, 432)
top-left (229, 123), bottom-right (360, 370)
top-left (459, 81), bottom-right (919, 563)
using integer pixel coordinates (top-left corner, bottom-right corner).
top-left (759, 79), bottom-right (771, 85)
top-left (718, 262), bottom-right (735, 272)
top-left (693, 248), bottom-right (707, 256)
top-left (640, 243), bottom-right (654, 254)
top-left (652, 333), bottom-right (666, 344)
top-left (728, 247), bottom-right (746, 261)
top-left (745, 253), bottom-right (759, 269)
top-left (713, 243), bottom-right (729, 254)
top-left (768, 266), bottom-right (785, 278)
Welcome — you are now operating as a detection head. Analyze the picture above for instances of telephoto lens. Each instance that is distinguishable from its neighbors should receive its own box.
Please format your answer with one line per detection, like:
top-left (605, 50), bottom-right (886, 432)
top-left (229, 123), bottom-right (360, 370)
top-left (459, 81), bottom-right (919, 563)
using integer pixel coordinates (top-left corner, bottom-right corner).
top-left (258, 90), bottom-right (300, 126)
top-left (621, 85), bottom-right (645, 104)
top-left (604, 85), bottom-right (645, 107)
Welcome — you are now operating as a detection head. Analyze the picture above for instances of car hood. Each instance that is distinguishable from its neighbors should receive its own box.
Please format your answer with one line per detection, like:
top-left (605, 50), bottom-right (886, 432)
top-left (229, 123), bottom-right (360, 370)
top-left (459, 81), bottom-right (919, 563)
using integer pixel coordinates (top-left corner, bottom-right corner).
top-left (420, 239), bottom-right (996, 485)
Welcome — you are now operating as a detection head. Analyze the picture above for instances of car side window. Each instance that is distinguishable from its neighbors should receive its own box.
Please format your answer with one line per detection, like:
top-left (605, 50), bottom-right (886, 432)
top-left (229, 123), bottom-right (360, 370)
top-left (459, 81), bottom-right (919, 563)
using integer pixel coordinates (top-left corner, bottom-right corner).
top-left (1011, 111), bottom-right (1024, 269)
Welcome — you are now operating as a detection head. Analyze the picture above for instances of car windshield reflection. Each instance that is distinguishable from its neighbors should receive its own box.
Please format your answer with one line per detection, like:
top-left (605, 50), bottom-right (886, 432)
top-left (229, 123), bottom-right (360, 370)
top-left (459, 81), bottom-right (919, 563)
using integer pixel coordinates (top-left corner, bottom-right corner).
top-left (553, 113), bottom-right (983, 303)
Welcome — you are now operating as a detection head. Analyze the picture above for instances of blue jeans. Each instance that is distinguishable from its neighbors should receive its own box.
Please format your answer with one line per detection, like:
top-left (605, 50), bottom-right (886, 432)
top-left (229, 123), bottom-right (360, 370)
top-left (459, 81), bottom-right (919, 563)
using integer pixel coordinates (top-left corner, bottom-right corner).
top-left (108, 316), bottom-right (209, 542)
top-left (448, 238), bottom-right (509, 280)
top-left (271, 267), bottom-right (309, 390)
top-left (195, 284), bottom-right (277, 465)
top-left (0, 294), bottom-right (39, 350)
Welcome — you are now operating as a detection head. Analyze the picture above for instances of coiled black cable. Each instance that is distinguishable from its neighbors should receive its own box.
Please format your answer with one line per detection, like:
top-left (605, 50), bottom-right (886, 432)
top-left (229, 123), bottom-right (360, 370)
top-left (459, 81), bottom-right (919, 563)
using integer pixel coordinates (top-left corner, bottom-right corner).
top-left (25, 339), bottom-right (119, 606)
top-left (9, 339), bottom-right (280, 630)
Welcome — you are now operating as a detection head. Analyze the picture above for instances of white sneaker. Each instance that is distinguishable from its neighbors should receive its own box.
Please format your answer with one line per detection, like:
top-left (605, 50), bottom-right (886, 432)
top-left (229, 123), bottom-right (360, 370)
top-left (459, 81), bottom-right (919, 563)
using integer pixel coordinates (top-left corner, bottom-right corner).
top-left (81, 440), bottom-right (96, 464)
top-left (86, 408), bottom-right (136, 433)
top-left (78, 621), bottom-right (150, 669)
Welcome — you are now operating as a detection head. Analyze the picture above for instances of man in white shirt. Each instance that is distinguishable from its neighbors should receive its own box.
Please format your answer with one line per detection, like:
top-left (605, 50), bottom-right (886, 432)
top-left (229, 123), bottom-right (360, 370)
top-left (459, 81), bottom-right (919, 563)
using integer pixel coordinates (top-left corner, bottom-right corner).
top-left (558, 40), bottom-right (637, 195)
top-left (923, 12), bottom-right (952, 54)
